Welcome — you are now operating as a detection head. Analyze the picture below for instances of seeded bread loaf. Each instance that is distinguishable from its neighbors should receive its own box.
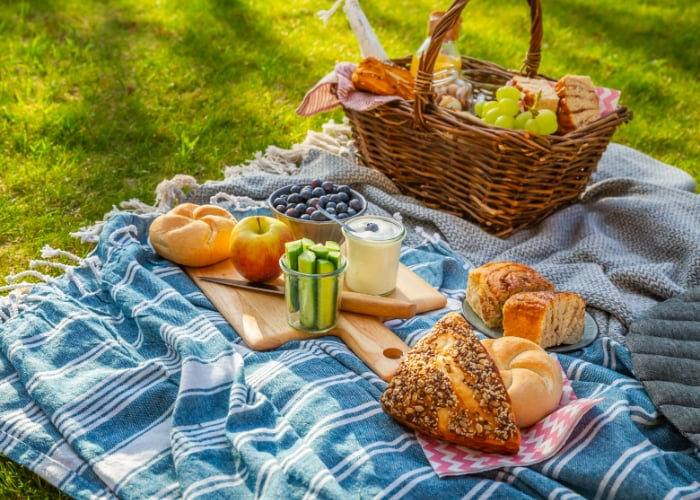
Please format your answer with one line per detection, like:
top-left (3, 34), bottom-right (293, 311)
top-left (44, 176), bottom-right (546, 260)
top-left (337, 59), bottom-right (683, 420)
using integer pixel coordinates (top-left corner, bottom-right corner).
top-left (481, 336), bottom-right (563, 428)
top-left (381, 312), bottom-right (521, 454)
top-left (466, 262), bottom-right (555, 329)
top-left (502, 290), bottom-right (586, 348)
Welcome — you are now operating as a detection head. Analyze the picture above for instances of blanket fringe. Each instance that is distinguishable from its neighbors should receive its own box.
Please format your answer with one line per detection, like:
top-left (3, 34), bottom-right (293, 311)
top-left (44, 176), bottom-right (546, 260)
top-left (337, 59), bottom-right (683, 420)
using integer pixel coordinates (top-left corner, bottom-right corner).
top-left (0, 245), bottom-right (101, 323)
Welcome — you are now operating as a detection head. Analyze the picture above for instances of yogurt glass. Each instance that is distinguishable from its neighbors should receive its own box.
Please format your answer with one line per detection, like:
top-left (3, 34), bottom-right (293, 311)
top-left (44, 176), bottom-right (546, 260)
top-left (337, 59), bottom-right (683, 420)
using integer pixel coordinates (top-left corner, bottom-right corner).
top-left (342, 215), bottom-right (406, 296)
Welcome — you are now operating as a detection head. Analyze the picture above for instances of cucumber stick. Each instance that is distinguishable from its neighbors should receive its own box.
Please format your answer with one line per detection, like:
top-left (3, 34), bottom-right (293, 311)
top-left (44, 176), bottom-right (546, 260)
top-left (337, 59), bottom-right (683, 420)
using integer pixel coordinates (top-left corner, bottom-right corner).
top-left (284, 240), bottom-right (304, 311)
top-left (297, 250), bottom-right (317, 328)
top-left (315, 258), bottom-right (338, 330)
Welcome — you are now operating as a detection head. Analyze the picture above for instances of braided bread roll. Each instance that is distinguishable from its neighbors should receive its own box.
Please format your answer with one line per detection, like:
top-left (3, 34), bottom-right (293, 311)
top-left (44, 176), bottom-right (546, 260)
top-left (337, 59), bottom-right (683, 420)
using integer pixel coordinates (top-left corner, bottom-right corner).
top-left (481, 336), bottom-right (563, 428)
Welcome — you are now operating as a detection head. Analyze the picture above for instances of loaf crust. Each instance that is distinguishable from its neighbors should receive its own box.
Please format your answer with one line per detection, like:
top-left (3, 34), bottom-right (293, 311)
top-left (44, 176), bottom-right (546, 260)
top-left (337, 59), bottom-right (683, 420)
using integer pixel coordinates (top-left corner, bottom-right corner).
top-left (381, 312), bottom-right (521, 454)
top-left (466, 262), bottom-right (554, 329)
top-left (502, 290), bottom-right (586, 348)
top-left (481, 337), bottom-right (563, 428)
top-left (555, 74), bottom-right (600, 134)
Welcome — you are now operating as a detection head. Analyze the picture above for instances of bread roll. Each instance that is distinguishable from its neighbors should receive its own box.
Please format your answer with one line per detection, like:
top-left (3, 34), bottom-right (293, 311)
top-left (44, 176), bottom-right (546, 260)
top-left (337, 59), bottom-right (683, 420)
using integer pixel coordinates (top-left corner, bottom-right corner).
top-left (352, 56), bottom-right (415, 100)
top-left (149, 203), bottom-right (237, 267)
top-left (381, 312), bottom-right (521, 454)
top-left (481, 337), bottom-right (563, 428)
top-left (555, 74), bottom-right (600, 134)
top-left (511, 75), bottom-right (559, 114)
top-left (502, 290), bottom-right (586, 348)
top-left (466, 262), bottom-right (555, 329)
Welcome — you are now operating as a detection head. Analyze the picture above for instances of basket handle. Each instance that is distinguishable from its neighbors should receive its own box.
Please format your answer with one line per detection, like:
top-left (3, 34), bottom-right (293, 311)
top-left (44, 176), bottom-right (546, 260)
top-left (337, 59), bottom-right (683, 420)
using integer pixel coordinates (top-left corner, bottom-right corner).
top-left (413, 0), bottom-right (543, 126)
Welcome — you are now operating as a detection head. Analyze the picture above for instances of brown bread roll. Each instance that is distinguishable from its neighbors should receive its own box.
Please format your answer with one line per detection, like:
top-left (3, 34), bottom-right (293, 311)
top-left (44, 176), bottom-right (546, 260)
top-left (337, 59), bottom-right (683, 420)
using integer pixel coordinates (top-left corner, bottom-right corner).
top-left (351, 56), bottom-right (415, 100)
top-left (149, 203), bottom-right (237, 267)
top-left (511, 75), bottom-right (559, 114)
top-left (381, 312), bottom-right (521, 454)
top-left (466, 262), bottom-right (555, 329)
top-left (481, 336), bottom-right (563, 428)
top-left (502, 290), bottom-right (586, 348)
top-left (555, 74), bottom-right (600, 133)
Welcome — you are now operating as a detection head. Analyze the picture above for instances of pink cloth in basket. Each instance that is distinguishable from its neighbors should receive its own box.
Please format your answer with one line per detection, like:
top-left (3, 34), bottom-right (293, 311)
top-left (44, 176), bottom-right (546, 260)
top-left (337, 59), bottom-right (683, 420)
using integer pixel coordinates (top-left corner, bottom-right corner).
top-left (296, 62), bottom-right (621, 118)
top-left (417, 361), bottom-right (604, 477)
top-left (296, 62), bottom-right (400, 117)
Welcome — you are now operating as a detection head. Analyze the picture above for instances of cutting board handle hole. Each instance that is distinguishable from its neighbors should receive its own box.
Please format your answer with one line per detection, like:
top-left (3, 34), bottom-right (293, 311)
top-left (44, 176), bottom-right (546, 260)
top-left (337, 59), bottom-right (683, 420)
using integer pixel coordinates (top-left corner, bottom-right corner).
top-left (383, 347), bottom-right (404, 360)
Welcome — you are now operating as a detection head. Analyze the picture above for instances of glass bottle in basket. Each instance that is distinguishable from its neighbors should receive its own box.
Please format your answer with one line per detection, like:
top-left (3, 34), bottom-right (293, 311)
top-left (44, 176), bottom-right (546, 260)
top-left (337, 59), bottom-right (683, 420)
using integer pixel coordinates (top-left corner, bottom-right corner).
top-left (410, 11), bottom-right (472, 112)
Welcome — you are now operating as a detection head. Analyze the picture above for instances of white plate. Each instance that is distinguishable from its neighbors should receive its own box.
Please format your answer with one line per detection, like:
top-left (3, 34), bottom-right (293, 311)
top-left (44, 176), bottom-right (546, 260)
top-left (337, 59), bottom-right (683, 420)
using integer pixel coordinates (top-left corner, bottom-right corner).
top-left (461, 300), bottom-right (598, 353)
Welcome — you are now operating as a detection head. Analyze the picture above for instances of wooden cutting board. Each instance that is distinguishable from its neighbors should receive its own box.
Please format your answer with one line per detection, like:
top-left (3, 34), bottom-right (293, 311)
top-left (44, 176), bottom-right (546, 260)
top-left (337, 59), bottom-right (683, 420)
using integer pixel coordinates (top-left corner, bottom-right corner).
top-left (186, 259), bottom-right (446, 381)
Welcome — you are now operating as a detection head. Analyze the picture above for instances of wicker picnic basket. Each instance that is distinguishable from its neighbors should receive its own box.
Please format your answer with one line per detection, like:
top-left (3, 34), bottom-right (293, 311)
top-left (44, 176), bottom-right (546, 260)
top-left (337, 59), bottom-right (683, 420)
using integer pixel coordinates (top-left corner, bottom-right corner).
top-left (342, 0), bottom-right (632, 237)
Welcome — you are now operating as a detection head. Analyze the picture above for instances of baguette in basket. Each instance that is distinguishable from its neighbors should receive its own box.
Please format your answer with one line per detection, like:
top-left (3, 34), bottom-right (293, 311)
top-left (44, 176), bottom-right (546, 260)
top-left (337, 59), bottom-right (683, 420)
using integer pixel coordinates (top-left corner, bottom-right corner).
top-left (351, 57), bottom-right (415, 100)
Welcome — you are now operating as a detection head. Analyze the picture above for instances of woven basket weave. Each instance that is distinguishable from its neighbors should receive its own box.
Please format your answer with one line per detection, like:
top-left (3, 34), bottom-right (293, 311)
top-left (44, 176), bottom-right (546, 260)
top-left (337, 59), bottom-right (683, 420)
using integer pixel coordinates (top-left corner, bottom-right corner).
top-left (342, 0), bottom-right (632, 237)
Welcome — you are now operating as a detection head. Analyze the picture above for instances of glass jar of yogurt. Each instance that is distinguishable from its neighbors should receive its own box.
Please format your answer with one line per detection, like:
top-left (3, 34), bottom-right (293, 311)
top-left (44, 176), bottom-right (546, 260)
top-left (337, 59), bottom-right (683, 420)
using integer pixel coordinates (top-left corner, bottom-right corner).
top-left (342, 215), bottom-right (406, 296)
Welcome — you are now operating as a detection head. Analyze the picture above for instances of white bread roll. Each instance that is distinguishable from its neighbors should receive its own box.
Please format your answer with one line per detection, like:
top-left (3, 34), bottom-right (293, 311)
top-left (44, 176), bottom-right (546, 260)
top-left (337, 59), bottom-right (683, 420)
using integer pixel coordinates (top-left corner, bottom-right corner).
top-left (481, 336), bottom-right (563, 428)
top-left (502, 290), bottom-right (586, 348)
top-left (149, 203), bottom-right (237, 267)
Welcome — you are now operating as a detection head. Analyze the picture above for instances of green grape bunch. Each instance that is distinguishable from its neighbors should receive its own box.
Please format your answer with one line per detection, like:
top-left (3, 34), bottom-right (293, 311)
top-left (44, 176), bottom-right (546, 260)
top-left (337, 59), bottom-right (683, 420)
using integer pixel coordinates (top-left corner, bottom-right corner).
top-left (474, 85), bottom-right (559, 135)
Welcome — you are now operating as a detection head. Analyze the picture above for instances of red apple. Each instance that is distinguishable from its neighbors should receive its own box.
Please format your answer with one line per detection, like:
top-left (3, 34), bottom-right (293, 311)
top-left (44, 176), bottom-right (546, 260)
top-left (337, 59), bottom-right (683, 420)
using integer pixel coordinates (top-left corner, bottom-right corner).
top-left (229, 215), bottom-right (294, 282)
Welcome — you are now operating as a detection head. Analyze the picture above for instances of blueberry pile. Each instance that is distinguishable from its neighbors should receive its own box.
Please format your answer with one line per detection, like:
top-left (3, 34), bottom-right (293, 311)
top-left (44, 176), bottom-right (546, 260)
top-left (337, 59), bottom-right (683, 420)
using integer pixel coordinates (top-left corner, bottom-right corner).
top-left (271, 180), bottom-right (364, 221)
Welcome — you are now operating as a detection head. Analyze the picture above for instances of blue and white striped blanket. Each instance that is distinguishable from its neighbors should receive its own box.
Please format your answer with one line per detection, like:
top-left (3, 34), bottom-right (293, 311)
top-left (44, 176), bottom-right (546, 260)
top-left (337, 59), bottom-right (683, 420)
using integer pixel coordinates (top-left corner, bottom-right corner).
top-left (1, 143), bottom-right (699, 499)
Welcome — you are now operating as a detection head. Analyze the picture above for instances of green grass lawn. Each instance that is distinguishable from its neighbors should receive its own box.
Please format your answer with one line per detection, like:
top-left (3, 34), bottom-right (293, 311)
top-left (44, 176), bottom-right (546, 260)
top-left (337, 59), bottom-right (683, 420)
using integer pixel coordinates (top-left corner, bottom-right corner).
top-left (0, 0), bottom-right (698, 496)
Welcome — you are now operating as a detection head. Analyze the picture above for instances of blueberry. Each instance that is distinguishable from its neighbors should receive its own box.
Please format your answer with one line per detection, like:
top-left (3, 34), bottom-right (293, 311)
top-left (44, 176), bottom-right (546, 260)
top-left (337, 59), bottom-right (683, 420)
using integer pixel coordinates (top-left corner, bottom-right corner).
top-left (337, 192), bottom-right (350, 203)
top-left (335, 202), bottom-right (348, 214)
top-left (275, 204), bottom-right (287, 213)
top-left (311, 186), bottom-right (325, 198)
top-left (300, 187), bottom-right (313, 200)
top-left (325, 206), bottom-right (336, 215)
top-left (287, 193), bottom-right (302, 204)
top-left (285, 208), bottom-right (297, 218)
top-left (300, 213), bottom-right (311, 220)
top-left (346, 208), bottom-right (357, 217)
top-left (273, 196), bottom-right (286, 206)
top-left (322, 180), bottom-right (334, 193)
top-left (337, 185), bottom-right (351, 195)
top-left (365, 222), bottom-right (379, 232)
top-left (318, 195), bottom-right (329, 207)
top-left (326, 201), bottom-right (337, 211)
top-left (308, 197), bottom-right (320, 207)
top-left (329, 194), bottom-right (343, 204)
top-left (289, 184), bottom-right (302, 193)
top-left (305, 206), bottom-right (316, 215)
top-left (310, 179), bottom-right (322, 188)
top-left (310, 210), bottom-right (327, 221)
top-left (349, 199), bottom-right (363, 211)
top-left (337, 212), bottom-right (349, 219)
top-left (294, 203), bottom-right (307, 215)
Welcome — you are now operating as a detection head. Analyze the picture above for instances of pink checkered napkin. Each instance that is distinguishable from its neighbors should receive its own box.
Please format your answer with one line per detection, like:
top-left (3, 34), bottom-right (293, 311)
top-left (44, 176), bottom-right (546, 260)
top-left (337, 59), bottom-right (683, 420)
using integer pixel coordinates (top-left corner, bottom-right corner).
top-left (417, 368), bottom-right (604, 477)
